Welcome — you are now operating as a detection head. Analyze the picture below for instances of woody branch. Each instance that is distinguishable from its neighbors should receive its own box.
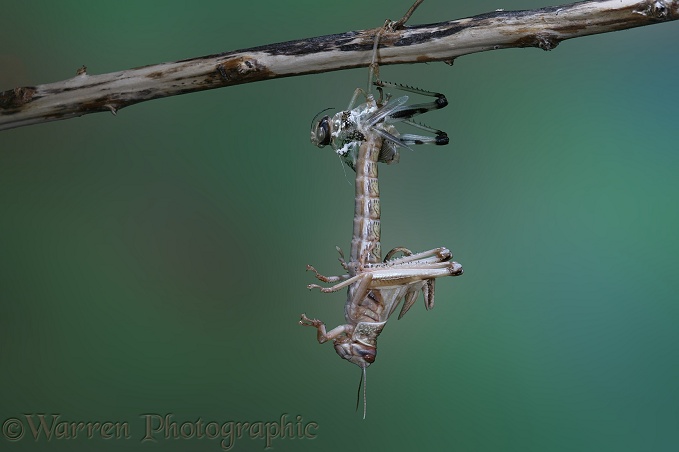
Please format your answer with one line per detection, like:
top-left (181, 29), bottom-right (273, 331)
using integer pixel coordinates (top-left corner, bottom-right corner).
top-left (0, 0), bottom-right (676, 131)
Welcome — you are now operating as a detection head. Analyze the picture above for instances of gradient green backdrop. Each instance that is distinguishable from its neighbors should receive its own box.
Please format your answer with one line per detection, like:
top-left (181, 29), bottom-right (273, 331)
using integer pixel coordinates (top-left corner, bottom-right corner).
top-left (1, 1), bottom-right (678, 451)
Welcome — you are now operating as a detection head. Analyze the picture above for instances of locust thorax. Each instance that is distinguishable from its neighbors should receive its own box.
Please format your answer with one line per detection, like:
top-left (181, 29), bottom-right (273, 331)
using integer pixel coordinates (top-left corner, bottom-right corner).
top-left (334, 341), bottom-right (376, 368)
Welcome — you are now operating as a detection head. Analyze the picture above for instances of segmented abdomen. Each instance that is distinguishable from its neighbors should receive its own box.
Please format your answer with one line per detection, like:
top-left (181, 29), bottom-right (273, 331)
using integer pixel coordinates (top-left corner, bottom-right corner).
top-left (350, 131), bottom-right (382, 266)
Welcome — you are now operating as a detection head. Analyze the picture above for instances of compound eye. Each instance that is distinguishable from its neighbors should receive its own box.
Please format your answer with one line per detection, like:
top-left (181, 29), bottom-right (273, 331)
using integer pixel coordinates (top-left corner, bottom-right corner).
top-left (312, 116), bottom-right (331, 147)
top-left (358, 349), bottom-right (376, 364)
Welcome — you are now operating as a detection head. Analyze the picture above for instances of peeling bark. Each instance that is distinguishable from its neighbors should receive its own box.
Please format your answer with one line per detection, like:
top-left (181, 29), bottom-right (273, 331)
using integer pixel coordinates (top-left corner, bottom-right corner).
top-left (0, 0), bottom-right (677, 131)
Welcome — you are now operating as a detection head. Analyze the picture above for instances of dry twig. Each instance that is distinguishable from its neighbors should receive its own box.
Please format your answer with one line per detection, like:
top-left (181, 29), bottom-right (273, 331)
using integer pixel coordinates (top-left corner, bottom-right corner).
top-left (0, 0), bottom-right (677, 131)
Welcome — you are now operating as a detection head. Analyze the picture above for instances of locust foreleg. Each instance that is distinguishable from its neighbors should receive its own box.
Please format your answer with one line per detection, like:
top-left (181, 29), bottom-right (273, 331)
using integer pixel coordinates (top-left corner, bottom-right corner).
top-left (299, 314), bottom-right (353, 344)
top-left (306, 265), bottom-right (349, 284)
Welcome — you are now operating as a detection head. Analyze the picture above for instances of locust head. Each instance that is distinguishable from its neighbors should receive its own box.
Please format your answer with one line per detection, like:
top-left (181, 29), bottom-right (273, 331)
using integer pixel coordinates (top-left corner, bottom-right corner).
top-left (310, 110), bottom-right (355, 154)
top-left (333, 320), bottom-right (385, 368)
top-left (333, 341), bottom-right (376, 368)
top-left (333, 339), bottom-right (377, 419)
top-left (334, 321), bottom-right (386, 420)
top-left (310, 109), bottom-right (333, 148)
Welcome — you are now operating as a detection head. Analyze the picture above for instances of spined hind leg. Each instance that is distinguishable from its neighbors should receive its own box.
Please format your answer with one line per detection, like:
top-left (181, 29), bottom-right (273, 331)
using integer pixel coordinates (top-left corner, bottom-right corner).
top-left (374, 80), bottom-right (448, 124)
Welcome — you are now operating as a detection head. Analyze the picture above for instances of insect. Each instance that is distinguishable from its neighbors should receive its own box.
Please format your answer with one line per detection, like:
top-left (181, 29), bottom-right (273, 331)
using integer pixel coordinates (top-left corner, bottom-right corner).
top-left (299, 3), bottom-right (463, 418)
top-left (309, 79), bottom-right (450, 172)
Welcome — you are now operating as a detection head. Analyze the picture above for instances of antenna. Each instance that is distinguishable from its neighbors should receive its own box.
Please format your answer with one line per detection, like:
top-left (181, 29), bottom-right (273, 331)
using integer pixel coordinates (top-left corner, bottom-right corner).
top-left (355, 366), bottom-right (368, 419)
top-left (362, 366), bottom-right (368, 419)
top-left (310, 107), bottom-right (333, 129)
top-left (338, 154), bottom-right (352, 186)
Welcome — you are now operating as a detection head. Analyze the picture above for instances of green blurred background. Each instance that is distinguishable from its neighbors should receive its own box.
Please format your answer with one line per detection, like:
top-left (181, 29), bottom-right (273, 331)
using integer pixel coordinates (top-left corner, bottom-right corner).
top-left (1, 1), bottom-right (678, 451)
